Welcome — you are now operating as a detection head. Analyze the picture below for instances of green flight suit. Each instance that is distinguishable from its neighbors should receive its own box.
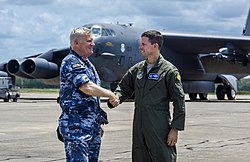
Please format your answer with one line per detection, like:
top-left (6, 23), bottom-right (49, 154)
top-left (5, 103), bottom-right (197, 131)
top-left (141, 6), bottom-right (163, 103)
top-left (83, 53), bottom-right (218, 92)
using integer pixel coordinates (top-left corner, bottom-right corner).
top-left (115, 55), bottom-right (185, 162)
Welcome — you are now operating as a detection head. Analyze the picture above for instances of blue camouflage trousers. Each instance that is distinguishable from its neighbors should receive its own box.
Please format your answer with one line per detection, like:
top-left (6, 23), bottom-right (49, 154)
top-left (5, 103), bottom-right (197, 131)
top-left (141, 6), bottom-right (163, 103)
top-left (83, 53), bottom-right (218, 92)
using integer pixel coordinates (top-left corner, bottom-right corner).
top-left (60, 122), bottom-right (101, 162)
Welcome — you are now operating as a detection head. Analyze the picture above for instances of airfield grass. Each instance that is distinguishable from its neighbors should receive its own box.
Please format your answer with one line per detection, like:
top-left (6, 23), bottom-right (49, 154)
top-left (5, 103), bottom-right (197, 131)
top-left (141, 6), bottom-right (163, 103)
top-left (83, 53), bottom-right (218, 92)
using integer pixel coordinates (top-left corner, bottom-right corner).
top-left (236, 91), bottom-right (250, 95)
top-left (18, 88), bottom-right (250, 95)
top-left (19, 88), bottom-right (59, 93)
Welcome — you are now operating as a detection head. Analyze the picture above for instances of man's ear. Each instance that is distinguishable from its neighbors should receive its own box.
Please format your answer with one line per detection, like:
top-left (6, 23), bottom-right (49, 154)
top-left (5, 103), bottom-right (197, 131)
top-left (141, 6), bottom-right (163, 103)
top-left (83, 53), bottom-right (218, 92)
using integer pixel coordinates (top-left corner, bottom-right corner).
top-left (74, 39), bottom-right (79, 45)
top-left (153, 43), bottom-right (158, 49)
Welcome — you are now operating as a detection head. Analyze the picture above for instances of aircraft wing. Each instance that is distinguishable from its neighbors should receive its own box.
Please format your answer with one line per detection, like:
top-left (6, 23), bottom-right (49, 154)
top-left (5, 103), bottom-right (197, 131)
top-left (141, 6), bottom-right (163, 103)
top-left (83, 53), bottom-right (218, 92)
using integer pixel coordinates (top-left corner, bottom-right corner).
top-left (162, 33), bottom-right (250, 54)
top-left (1, 48), bottom-right (69, 84)
top-left (162, 33), bottom-right (250, 74)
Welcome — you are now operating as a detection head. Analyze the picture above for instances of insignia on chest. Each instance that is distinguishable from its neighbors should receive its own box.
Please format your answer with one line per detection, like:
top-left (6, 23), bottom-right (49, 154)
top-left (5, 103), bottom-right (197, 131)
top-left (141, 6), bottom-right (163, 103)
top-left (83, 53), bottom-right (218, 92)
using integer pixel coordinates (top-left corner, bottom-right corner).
top-left (72, 64), bottom-right (83, 69)
top-left (148, 73), bottom-right (159, 80)
top-left (137, 71), bottom-right (144, 80)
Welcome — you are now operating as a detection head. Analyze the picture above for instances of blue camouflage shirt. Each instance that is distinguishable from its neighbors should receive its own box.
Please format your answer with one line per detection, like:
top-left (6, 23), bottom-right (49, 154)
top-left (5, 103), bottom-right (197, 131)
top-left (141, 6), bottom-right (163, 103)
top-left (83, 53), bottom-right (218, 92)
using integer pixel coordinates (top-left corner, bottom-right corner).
top-left (59, 50), bottom-right (101, 132)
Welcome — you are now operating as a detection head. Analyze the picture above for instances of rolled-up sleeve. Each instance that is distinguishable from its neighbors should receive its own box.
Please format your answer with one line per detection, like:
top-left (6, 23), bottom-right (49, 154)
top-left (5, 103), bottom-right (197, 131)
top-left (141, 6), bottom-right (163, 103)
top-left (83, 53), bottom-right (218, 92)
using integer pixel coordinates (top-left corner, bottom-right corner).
top-left (65, 60), bottom-right (89, 89)
top-left (73, 73), bottom-right (89, 89)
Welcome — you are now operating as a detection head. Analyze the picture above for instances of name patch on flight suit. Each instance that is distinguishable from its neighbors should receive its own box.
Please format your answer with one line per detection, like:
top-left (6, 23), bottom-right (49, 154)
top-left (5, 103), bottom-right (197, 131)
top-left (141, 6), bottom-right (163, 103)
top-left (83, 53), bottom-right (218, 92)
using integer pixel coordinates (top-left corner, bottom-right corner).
top-left (148, 73), bottom-right (159, 80)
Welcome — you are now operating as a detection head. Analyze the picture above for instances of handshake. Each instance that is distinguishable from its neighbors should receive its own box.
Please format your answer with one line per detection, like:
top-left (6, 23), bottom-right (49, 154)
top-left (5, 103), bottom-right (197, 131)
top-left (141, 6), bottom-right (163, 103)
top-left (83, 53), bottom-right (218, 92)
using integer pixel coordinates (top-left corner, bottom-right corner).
top-left (107, 93), bottom-right (120, 108)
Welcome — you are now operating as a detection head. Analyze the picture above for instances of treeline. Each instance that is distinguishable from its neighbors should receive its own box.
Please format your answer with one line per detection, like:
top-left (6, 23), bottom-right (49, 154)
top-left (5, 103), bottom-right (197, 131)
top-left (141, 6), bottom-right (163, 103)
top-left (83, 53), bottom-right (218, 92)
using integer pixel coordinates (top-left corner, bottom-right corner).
top-left (14, 77), bottom-right (250, 91)
top-left (237, 78), bottom-right (250, 91)
top-left (15, 77), bottom-right (59, 89)
top-left (14, 77), bottom-right (110, 89)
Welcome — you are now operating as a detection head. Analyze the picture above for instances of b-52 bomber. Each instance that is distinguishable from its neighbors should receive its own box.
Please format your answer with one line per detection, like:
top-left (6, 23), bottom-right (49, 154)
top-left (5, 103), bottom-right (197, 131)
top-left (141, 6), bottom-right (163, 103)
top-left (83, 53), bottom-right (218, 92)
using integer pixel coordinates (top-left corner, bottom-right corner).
top-left (1, 9), bottom-right (250, 100)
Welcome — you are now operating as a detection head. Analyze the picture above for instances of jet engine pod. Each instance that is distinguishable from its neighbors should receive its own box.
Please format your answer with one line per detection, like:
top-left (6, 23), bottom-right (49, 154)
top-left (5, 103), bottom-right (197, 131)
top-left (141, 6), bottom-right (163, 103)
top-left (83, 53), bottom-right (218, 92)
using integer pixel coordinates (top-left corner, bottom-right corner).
top-left (0, 63), bottom-right (8, 77)
top-left (21, 58), bottom-right (58, 79)
top-left (7, 59), bottom-right (33, 78)
top-left (7, 59), bottom-right (20, 74)
top-left (0, 71), bottom-right (8, 77)
top-left (0, 62), bottom-right (6, 71)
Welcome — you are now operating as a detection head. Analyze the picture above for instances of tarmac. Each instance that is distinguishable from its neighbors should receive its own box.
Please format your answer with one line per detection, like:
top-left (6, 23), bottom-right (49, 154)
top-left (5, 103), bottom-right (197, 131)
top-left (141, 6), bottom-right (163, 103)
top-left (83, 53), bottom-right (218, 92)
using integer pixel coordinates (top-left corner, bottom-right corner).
top-left (0, 93), bottom-right (250, 162)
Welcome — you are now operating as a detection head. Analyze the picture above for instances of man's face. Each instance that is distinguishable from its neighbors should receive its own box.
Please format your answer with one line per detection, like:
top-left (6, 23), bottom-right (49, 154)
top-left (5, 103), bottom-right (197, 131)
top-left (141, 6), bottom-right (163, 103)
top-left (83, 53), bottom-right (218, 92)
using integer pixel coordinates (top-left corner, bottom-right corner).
top-left (139, 36), bottom-right (155, 58)
top-left (77, 34), bottom-right (95, 58)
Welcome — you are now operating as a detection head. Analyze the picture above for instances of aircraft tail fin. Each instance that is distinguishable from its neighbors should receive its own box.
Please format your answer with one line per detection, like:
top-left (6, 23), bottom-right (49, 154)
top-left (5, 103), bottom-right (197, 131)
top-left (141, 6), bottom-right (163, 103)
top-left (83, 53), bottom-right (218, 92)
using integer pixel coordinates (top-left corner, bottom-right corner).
top-left (242, 7), bottom-right (250, 36)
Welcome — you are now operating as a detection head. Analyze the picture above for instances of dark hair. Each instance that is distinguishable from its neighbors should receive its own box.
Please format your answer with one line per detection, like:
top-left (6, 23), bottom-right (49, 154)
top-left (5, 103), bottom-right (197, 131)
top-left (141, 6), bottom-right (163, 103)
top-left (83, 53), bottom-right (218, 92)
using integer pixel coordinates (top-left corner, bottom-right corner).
top-left (141, 30), bottom-right (163, 50)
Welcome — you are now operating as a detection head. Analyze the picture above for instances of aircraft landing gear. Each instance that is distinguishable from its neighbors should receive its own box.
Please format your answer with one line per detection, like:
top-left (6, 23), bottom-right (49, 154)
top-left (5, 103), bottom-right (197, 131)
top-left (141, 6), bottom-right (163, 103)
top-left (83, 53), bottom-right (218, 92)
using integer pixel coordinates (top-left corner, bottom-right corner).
top-left (226, 85), bottom-right (236, 100)
top-left (188, 93), bottom-right (208, 100)
top-left (216, 85), bottom-right (225, 100)
top-left (199, 93), bottom-right (208, 100)
top-left (189, 93), bottom-right (197, 100)
top-left (216, 85), bottom-right (236, 100)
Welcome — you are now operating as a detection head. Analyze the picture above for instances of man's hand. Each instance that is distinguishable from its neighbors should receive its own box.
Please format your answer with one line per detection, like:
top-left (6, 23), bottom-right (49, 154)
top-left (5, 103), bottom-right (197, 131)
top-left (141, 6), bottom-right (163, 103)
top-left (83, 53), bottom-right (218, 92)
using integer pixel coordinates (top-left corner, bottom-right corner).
top-left (108, 94), bottom-right (120, 108)
top-left (167, 128), bottom-right (178, 146)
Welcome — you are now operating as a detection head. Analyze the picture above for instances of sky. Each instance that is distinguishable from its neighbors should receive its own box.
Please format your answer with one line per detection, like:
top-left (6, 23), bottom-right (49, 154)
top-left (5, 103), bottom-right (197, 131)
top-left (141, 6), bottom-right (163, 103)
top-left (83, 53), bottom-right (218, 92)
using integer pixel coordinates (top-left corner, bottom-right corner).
top-left (0, 0), bottom-right (250, 62)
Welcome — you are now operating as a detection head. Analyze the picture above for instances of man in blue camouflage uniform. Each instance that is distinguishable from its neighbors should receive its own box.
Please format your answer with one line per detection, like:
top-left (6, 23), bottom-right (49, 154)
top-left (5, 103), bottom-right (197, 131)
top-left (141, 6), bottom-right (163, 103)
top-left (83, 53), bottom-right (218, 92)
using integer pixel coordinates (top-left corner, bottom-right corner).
top-left (59, 27), bottom-right (119, 162)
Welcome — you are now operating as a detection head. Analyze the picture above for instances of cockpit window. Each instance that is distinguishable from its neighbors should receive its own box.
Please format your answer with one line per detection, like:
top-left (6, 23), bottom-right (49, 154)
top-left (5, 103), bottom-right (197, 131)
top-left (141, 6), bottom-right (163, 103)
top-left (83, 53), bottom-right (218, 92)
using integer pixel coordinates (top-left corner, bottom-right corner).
top-left (85, 25), bottom-right (116, 37)
top-left (102, 28), bottom-right (109, 36)
top-left (109, 29), bottom-right (116, 37)
top-left (102, 28), bottom-right (116, 37)
top-left (92, 28), bottom-right (101, 35)
top-left (91, 25), bottom-right (102, 38)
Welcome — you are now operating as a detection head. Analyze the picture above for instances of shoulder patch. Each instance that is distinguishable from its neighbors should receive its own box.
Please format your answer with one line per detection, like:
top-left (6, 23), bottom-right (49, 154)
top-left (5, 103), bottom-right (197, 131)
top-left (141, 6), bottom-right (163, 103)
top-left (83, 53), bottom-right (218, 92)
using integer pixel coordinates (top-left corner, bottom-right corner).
top-left (176, 73), bottom-right (181, 81)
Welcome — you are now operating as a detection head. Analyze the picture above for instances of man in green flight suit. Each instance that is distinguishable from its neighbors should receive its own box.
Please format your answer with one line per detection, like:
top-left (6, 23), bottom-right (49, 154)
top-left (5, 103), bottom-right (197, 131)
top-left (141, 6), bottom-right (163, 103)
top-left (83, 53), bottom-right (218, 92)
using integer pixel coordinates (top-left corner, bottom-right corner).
top-left (108, 30), bottom-right (186, 162)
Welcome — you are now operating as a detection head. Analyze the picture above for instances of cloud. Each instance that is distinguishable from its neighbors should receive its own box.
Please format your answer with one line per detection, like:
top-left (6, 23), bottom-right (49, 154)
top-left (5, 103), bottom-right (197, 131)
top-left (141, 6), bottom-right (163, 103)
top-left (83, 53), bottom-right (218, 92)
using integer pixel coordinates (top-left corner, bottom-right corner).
top-left (0, 0), bottom-right (53, 6)
top-left (0, 0), bottom-right (249, 62)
